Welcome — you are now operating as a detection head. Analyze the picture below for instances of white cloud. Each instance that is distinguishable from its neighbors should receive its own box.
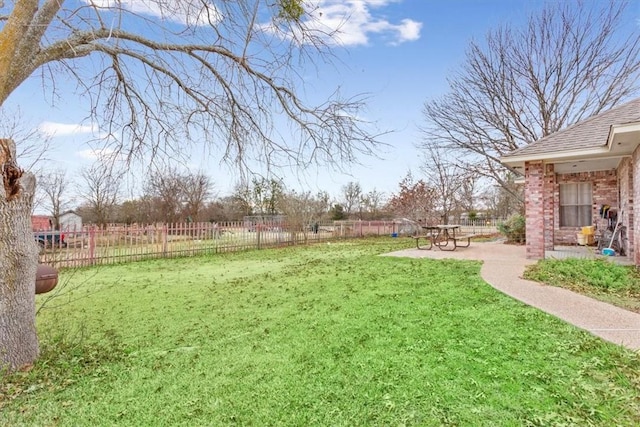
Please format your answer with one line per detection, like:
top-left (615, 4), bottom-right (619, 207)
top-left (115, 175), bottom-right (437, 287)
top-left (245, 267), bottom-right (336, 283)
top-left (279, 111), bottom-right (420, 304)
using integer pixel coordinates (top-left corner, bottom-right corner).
top-left (38, 121), bottom-right (98, 137)
top-left (85, 0), bottom-right (221, 26)
top-left (302, 0), bottom-right (422, 46)
top-left (83, 1), bottom-right (418, 45)
top-left (395, 18), bottom-right (421, 43)
top-left (76, 148), bottom-right (117, 161)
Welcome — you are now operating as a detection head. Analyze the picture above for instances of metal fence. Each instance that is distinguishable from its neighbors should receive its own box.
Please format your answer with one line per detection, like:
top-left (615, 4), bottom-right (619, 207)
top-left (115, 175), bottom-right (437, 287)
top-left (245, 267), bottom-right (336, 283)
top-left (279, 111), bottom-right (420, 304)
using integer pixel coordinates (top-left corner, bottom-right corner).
top-left (38, 220), bottom-right (501, 268)
top-left (455, 218), bottom-right (508, 235)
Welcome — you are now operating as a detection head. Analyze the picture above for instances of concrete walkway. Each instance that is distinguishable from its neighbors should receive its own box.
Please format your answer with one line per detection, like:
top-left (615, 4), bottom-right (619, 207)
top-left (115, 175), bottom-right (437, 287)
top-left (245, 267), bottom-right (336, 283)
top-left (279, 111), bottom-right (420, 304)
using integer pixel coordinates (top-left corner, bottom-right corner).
top-left (384, 240), bottom-right (640, 351)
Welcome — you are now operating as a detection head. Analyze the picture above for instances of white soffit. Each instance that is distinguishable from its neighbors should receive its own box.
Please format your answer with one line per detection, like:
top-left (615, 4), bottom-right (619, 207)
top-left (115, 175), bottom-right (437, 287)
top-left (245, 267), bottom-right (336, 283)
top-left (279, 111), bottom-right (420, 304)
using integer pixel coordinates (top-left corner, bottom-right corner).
top-left (553, 157), bottom-right (621, 174)
top-left (608, 122), bottom-right (640, 155)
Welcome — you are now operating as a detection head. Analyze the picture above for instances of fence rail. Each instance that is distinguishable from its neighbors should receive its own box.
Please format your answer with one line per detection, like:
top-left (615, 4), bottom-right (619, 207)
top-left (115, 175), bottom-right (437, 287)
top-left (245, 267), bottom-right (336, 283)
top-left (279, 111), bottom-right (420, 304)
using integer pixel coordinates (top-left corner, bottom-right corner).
top-left (38, 220), bottom-right (501, 268)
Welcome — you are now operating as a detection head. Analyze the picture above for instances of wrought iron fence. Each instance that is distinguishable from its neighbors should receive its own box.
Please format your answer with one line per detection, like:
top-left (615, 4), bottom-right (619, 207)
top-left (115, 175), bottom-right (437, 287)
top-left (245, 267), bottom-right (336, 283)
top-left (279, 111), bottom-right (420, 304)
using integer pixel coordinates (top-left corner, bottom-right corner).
top-left (37, 219), bottom-right (503, 268)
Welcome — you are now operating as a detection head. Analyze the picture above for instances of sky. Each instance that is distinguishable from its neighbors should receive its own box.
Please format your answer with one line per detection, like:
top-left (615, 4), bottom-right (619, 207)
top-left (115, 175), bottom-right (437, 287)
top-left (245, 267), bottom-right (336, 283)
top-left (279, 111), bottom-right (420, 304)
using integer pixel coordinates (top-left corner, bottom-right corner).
top-left (5, 0), bottom-right (640, 206)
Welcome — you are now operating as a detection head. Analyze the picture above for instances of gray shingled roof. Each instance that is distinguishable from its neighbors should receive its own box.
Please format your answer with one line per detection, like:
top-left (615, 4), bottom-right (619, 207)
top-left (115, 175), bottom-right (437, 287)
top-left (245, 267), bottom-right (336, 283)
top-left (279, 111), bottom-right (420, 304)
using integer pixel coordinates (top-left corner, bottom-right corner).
top-left (504, 98), bottom-right (640, 159)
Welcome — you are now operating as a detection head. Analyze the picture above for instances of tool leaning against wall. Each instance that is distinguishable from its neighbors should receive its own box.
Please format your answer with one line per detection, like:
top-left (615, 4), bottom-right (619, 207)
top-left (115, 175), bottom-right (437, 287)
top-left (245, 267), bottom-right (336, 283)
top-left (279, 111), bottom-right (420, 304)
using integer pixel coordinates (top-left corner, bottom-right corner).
top-left (599, 207), bottom-right (625, 256)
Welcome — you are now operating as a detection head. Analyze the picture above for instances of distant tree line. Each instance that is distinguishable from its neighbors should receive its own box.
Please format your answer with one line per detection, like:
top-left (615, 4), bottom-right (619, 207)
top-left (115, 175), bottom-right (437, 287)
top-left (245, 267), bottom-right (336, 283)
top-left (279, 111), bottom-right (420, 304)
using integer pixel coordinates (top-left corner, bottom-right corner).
top-left (36, 165), bottom-right (517, 227)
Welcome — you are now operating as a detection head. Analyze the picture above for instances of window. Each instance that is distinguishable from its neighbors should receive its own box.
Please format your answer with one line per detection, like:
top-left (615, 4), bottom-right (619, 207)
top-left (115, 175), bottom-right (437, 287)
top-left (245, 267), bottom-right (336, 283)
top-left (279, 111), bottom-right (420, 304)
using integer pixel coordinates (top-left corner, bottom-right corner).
top-left (559, 183), bottom-right (592, 227)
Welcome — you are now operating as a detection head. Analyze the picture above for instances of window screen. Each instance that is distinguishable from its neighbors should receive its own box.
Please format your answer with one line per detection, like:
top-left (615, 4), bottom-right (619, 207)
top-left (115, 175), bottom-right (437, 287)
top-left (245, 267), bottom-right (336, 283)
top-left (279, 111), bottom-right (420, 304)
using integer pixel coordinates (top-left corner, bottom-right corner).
top-left (559, 183), bottom-right (592, 227)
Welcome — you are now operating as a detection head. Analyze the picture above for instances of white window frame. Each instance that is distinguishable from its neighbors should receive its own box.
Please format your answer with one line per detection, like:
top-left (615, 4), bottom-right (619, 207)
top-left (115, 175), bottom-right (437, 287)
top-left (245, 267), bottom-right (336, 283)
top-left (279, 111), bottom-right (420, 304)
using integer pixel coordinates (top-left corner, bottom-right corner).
top-left (559, 182), bottom-right (592, 227)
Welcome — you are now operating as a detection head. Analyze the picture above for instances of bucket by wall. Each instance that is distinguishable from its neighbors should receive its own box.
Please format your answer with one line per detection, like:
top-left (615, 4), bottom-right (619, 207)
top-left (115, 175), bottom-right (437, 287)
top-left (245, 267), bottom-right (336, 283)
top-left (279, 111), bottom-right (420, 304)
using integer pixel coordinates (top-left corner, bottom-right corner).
top-left (581, 226), bottom-right (595, 236)
top-left (391, 233), bottom-right (398, 238)
top-left (576, 233), bottom-right (586, 246)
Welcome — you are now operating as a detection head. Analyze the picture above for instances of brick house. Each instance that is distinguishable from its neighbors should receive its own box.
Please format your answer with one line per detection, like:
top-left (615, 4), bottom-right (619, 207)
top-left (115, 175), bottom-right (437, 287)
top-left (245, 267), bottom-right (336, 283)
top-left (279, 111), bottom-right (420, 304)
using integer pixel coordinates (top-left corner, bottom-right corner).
top-left (31, 215), bottom-right (52, 231)
top-left (501, 98), bottom-right (640, 265)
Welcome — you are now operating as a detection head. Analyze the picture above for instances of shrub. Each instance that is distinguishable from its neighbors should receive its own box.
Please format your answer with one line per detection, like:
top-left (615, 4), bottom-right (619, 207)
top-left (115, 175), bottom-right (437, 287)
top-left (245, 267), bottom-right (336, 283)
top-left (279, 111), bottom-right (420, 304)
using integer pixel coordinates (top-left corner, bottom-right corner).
top-left (498, 214), bottom-right (525, 243)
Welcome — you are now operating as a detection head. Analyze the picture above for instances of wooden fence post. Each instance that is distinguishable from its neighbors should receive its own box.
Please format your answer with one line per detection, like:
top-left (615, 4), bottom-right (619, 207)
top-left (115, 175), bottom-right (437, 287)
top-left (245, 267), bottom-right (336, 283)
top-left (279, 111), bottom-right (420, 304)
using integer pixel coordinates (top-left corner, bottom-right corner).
top-left (38, 219), bottom-right (410, 268)
top-left (162, 224), bottom-right (168, 256)
top-left (257, 224), bottom-right (261, 249)
top-left (89, 226), bottom-right (96, 266)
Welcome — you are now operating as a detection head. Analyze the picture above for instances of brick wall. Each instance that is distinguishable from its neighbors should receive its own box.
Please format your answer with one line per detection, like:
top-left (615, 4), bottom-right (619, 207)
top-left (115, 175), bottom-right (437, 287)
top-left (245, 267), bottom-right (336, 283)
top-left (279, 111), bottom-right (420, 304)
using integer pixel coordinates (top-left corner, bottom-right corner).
top-left (543, 164), bottom-right (555, 250)
top-left (31, 215), bottom-right (52, 231)
top-left (633, 149), bottom-right (640, 265)
top-left (525, 161), bottom-right (545, 259)
top-left (618, 157), bottom-right (633, 259)
top-left (525, 157), bottom-right (635, 259)
top-left (554, 170), bottom-right (618, 245)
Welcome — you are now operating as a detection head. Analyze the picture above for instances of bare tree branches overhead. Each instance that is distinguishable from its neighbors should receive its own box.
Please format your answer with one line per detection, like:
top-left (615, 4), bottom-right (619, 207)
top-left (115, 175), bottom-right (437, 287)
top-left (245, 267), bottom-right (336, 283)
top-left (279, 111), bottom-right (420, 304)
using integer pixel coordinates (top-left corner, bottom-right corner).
top-left (0, 0), bottom-right (388, 372)
top-left (0, 108), bottom-right (52, 172)
top-left (0, 0), bottom-right (381, 170)
top-left (420, 1), bottom-right (640, 199)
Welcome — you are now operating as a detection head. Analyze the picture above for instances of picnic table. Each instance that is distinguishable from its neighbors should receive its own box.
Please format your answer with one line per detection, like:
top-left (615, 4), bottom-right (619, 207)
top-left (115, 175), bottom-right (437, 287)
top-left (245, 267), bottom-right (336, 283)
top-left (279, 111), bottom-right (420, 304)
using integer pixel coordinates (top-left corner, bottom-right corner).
top-left (411, 226), bottom-right (439, 249)
top-left (412, 225), bottom-right (482, 251)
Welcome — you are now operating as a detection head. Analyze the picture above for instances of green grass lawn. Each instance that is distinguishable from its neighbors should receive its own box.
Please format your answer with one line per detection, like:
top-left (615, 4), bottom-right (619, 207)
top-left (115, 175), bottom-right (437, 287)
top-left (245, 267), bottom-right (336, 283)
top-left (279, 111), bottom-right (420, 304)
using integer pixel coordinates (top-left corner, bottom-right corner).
top-left (3, 238), bottom-right (640, 426)
top-left (524, 258), bottom-right (640, 313)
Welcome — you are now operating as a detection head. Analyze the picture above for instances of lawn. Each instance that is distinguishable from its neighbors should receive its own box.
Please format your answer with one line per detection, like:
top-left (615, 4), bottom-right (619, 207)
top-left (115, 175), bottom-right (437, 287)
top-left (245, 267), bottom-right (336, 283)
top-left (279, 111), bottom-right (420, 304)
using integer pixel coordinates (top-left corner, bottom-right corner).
top-left (524, 258), bottom-right (640, 313)
top-left (2, 238), bottom-right (640, 426)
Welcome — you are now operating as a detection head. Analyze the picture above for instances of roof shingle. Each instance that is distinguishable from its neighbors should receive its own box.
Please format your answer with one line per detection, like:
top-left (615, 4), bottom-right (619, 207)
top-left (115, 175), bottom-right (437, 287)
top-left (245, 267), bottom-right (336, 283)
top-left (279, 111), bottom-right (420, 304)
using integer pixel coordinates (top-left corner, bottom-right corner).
top-left (504, 98), bottom-right (640, 158)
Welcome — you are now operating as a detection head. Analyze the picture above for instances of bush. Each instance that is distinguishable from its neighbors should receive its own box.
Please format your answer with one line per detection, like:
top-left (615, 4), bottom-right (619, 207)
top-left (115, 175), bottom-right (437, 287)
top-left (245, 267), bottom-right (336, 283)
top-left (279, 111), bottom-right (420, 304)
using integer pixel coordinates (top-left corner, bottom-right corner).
top-left (498, 214), bottom-right (525, 243)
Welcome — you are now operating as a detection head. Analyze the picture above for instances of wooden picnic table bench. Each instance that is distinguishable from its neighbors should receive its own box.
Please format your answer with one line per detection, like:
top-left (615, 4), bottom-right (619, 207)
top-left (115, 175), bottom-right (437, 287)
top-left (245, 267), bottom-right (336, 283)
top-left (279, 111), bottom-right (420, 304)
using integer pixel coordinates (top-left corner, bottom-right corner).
top-left (435, 225), bottom-right (483, 251)
top-left (412, 225), bottom-right (483, 251)
top-left (411, 234), bottom-right (433, 250)
top-left (411, 226), bottom-right (442, 250)
top-left (438, 232), bottom-right (483, 250)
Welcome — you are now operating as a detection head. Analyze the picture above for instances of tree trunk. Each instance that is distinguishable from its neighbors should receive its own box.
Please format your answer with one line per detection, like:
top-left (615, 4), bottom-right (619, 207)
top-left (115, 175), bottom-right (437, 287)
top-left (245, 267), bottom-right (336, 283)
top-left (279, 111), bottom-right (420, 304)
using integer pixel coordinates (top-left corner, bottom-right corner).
top-left (0, 138), bottom-right (39, 372)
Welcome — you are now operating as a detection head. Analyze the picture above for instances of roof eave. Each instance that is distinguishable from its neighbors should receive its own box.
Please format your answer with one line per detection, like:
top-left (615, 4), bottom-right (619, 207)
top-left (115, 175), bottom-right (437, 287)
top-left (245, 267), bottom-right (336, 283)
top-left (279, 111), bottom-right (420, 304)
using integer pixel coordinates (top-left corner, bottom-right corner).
top-left (501, 147), bottom-right (611, 168)
top-left (502, 121), bottom-right (640, 168)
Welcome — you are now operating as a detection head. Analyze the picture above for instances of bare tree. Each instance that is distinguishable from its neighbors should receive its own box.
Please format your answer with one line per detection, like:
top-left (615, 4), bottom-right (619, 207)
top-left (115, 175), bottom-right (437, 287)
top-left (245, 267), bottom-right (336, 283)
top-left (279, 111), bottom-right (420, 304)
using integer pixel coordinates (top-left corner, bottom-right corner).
top-left (144, 166), bottom-right (184, 223)
top-left (341, 181), bottom-right (363, 218)
top-left (479, 174), bottom-right (523, 220)
top-left (228, 186), bottom-right (254, 219)
top-left (315, 191), bottom-right (332, 221)
top-left (420, 1), bottom-right (640, 201)
top-left (181, 172), bottom-right (213, 222)
top-left (77, 163), bottom-right (122, 227)
top-left (0, 1), bottom-right (378, 167)
top-left (420, 145), bottom-right (476, 223)
top-left (199, 199), bottom-right (226, 223)
top-left (457, 174), bottom-right (479, 217)
top-left (111, 199), bottom-right (150, 225)
top-left (213, 195), bottom-right (255, 222)
top-left (0, 109), bottom-right (51, 172)
top-left (37, 169), bottom-right (73, 229)
top-left (0, 139), bottom-right (39, 371)
top-left (0, 0), bottom-right (384, 371)
top-left (248, 177), bottom-right (285, 216)
top-left (279, 190), bottom-right (327, 242)
top-left (106, 196), bottom-right (157, 225)
top-left (143, 168), bottom-right (213, 223)
top-left (361, 189), bottom-right (386, 220)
